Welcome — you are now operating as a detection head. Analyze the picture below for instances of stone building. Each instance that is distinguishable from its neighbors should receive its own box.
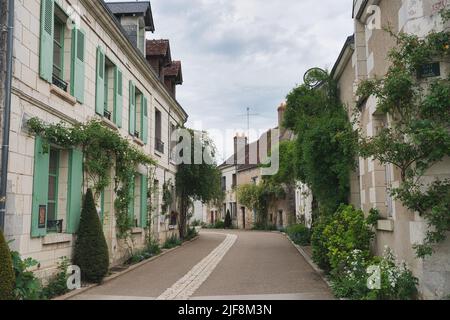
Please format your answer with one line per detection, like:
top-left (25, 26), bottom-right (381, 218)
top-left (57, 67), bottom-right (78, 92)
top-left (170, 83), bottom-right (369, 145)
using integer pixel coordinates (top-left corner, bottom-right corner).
top-left (332, 0), bottom-right (450, 299)
top-left (0, 0), bottom-right (188, 279)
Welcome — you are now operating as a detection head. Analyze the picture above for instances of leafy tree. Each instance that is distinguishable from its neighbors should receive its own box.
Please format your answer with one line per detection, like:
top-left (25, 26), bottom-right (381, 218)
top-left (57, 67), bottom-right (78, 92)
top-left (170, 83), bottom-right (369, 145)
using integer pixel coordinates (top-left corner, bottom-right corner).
top-left (356, 14), bottom-right (450, 257)
top-left (73, 189), bottom-right (109, 283)
top-left (0, 230), bottom-right (15, 300)
top-left (284, 73), bottom-right (357, 213)
top-left (175, 128), bottom-right (223, 239)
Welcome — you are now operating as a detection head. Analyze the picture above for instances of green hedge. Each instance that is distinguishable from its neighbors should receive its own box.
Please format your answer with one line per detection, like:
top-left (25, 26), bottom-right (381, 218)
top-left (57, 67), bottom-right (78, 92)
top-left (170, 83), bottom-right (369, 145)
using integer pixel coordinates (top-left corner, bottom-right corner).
top-left (0, 231), bottom-right (15, 300)
top-left (286, 224), bottom-right (311, 246)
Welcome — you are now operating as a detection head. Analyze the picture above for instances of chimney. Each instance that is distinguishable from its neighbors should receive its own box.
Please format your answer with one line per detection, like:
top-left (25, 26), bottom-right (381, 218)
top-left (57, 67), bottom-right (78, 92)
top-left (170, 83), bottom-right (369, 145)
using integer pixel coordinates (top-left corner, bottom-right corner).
top-left (278, 102), bottom-right (286, 129)
top-left (234, 133), bottom-right (247, 165)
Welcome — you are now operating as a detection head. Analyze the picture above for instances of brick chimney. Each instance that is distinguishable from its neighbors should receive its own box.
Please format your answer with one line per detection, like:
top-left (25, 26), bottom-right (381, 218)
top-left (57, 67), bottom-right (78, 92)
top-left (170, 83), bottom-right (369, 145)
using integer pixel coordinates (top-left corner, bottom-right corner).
top-left (278, 102), bottom-right (286, 129)
top-left (234, 133), bottom-right (248, 165)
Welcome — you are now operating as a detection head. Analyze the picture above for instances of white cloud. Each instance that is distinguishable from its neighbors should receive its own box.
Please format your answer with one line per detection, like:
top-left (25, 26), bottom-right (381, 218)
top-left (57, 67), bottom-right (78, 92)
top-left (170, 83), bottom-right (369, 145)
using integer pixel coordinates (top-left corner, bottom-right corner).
top-left (106, 0), bottom-right (354, 162)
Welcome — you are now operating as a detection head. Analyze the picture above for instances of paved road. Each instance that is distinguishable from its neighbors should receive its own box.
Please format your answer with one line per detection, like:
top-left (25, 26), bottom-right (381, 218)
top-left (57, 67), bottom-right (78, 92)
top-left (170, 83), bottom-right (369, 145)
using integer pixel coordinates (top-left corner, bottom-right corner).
top-left (71, 230), bottom-right (333, 300)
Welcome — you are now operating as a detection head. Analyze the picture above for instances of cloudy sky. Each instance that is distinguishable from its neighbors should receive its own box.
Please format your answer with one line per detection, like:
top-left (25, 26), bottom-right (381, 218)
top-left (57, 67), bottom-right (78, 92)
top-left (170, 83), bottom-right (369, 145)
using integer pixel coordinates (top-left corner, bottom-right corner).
top-left (108, 0), bottom-right (355, 161)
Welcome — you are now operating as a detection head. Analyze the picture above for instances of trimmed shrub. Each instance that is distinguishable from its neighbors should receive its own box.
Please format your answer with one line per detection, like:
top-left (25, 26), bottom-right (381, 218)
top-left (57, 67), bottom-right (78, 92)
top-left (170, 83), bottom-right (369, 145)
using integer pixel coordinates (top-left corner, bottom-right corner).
top-left (311, 215), bottom-right (332, 273)
top-left (224, 210), bottom-right (232, 229)
top-left (287, 224), bottom-right (311, 246)
top-left (0, 230), bottom-right (15, 300)
top-left (323, 205), bottom-right (374, 271)
top-left (73, 189), bottom-right (109, 284)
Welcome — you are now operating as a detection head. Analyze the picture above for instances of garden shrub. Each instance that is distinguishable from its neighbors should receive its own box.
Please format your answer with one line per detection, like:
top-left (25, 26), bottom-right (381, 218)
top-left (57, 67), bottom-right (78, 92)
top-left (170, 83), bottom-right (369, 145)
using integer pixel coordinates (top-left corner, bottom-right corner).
top-left (11, 251), bottom-right (42, 300)
top-left (311, 215), bottom-right (332, 273)
top-left (214, 220), bottom-right (225, 229)
top-left (224, 210), bottom-right (232, 229)
top-left (163, 235), bottom-right (182, 249)
top-left (287, 224), bottom-right (311, 246)
top-left (323, 205), bottom-right (374, 271)
top-left (331, 248), bottom-right (418, 300)
top-left (73, 189), bottom-right (110, 284)
top-left (42, 258), bottom-right (71, 299)
top-left (0, 231), bottom-right (15, 300)
top-left (185, 227), bottom-right (198, 241)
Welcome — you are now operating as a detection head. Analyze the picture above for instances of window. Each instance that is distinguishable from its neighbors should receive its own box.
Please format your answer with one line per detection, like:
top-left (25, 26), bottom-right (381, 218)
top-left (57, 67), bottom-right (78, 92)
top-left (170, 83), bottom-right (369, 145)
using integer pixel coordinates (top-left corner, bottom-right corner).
top-left (47, 148), bottom-right (60, 233)
top-left (232, 174), bottom-right (237, 188)
top-left (170, 211), bottom-right (177, 226)
top-left (52, 18), bottom-right (65, 86)
top-left (221, 176), bottom-right (226, 191)
top-left (155, 109), bottom-right (164, 153)
top-left (103, 57), bottom-right (115, 121)
top-left (128, 82), bottom-right (148, 144)
top-left (96, 49), bottom-right (123, 127)
top-left (31, 137), bottom-right (83, 237)
top-left (39, 1), bottom-right (85, 102)
top-left (170, 123), bottom-right (177, 160)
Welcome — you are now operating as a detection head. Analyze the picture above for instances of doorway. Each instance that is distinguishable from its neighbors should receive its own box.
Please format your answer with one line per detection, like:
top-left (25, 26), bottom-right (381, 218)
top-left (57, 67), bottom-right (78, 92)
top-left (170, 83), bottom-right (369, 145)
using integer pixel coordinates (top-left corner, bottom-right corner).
top-left (241, 207), bottom-right (246, 230)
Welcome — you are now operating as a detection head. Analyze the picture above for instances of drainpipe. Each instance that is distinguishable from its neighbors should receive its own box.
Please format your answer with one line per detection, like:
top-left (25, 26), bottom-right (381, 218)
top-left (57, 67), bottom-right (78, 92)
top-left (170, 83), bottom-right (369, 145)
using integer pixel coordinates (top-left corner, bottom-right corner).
top-left (0, 0), bottom-right (14, 232)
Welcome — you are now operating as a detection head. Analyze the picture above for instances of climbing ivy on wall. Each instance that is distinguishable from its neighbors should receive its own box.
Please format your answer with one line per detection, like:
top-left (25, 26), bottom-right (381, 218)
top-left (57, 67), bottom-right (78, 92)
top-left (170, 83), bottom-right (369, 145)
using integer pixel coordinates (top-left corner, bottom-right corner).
top-left (27, 119), bottom-right (156, 239)
top-left (355, 10), bottom-right (450, 258)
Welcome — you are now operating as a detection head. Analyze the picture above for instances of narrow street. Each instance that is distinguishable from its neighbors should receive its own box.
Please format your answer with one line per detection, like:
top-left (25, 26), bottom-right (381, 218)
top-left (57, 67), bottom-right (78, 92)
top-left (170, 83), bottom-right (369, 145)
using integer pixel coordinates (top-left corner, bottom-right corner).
top-left (70, 230), bottom-right (333, 300)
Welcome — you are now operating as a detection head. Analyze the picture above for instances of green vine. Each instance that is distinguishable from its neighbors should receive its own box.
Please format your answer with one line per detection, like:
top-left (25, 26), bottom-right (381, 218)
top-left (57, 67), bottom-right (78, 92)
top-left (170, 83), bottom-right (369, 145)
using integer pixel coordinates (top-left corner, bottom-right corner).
top-left (356, 10), bottom-right (450, 258)
top-left (161, 179), bottom-right (174, 216)
top-left (27, 118), bottom-right (156, 239)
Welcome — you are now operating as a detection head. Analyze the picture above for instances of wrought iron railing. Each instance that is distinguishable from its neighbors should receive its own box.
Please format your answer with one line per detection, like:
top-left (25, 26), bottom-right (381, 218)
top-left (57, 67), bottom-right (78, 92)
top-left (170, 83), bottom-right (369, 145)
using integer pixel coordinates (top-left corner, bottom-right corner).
top-left (47, 220), bottom-right (63, 234)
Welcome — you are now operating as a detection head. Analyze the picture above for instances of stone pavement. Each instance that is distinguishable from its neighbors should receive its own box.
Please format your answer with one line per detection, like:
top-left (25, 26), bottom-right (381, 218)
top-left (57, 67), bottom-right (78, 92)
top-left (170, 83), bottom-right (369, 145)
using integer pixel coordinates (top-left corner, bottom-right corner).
top-left (70, 230), bottom-right (334, 300)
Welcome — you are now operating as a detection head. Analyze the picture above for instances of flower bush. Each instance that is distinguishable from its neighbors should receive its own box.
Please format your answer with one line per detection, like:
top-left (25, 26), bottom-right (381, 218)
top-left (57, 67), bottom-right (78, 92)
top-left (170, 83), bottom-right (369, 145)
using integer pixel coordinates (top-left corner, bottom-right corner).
top-left (286, 224), bottom-right (311, 246)
top-left (331, 248), bottom-right (418, 300)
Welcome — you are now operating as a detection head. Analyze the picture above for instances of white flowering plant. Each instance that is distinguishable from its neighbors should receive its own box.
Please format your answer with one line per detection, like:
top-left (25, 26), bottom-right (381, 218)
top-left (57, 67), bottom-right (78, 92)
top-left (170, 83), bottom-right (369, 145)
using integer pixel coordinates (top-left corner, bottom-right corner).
top-left (331, 247), bottom-right (418, 300)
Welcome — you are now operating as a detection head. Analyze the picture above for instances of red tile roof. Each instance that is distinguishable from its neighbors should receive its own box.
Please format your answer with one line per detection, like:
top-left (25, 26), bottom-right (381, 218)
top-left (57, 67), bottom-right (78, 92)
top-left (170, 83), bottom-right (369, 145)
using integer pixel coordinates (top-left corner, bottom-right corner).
top-left (164, 61), bottom-right (183, 84)
top-left (146, 39), bottom-right (170, 57)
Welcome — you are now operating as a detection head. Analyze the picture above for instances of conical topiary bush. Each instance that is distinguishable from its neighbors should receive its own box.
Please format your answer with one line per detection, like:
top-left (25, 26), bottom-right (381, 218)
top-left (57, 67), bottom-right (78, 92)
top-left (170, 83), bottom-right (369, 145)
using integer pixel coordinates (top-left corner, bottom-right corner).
top-left (73, 189), bottom-right (109, 283)
top-left (0, 230), bottom-right (15, 300)
top-left (224, 210), bottom-right (232, 229)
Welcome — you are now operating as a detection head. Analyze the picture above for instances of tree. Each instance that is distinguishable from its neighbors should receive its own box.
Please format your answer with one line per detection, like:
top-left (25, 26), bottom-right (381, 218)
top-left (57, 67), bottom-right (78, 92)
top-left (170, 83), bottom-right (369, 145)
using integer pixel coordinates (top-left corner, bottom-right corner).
top-left (224, 210), bottom-right (232, 229)
top-left (284, 72), bottom-right (357, 213)
top-left (0, 230), bottom-right (15, 300)
top-left (73, 189), bottom-right (109, 283)
top-left (355, 15), bottom-right (450, 257)
top-left (175, 128), bottom-right (223, 239)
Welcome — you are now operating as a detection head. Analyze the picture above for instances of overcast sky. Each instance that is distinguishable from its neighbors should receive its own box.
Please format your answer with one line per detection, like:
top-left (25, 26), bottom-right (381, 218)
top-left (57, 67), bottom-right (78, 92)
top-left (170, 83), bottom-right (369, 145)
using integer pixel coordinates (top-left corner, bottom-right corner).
top-left (107, 0), bottom-right (354, 161)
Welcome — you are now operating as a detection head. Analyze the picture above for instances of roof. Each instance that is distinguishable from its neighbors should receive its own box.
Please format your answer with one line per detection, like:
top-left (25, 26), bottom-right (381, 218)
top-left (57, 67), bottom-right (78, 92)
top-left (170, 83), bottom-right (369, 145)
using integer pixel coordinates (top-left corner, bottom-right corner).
top-left (106, 1), bottom-right (155, 32)
top-left (164, 61), bottom-right (183, 84)
top-left (146, 39), bottom-right (171, 57)
top-left (331, 35), bottom-right (355, 80)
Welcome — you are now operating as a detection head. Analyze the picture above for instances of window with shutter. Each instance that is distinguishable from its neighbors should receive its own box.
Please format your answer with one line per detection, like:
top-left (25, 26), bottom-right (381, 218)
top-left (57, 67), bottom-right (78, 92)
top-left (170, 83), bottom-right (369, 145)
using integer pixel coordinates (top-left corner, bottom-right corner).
top-left (67, 149), bottom-right (83, 234)
top-left (40, 0), bottom-right (55, 83)
top-left (114, 68), bottom-right (123, 127)
top-left (96, 47), bottom-right (106, 115)
top-left (71, 27), bottom-right (86, 103)
top-left (140, 174), bottom-right (148, 228)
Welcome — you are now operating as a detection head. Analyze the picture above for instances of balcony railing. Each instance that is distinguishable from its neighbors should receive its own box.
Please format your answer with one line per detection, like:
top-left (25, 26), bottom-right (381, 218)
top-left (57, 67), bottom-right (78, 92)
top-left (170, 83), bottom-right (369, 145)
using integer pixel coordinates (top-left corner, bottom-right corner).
top-left (47, 219), bottom-right (63, 234)
top-left (155, 137), bottom-right (165, 154)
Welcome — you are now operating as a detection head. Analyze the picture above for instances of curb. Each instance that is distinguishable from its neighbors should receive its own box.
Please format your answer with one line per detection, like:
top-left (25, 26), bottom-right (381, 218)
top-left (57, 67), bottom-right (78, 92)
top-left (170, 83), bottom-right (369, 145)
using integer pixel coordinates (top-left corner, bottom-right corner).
top-left (282, 233), bottom-right (333, 289)
top-left (55, 235), bottom-right (201, 300)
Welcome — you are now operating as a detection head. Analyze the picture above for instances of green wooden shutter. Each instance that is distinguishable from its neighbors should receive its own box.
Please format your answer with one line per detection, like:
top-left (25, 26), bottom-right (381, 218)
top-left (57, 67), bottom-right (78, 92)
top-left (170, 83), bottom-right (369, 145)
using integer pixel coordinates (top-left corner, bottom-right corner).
top-left (39, 0), bottom-right (54, 82)
top-left (31, 137), bottom-right (50, 237)
top-left (140, 174), bottom-right (148, 228)
top-left (142, 96), bottom-right (148, 144)
top-left (95, 47), bottom-right (105, 116)
top-left (67, 149), bottom-right (83, 234)
top-left (70, 28), bottom-right (86, 103)
top-left (128, 177), bottom-right (135, 225)
top-left (114, 67), bottom-right (123, 128)
top-left (129, 81), bottom-right (136, 135)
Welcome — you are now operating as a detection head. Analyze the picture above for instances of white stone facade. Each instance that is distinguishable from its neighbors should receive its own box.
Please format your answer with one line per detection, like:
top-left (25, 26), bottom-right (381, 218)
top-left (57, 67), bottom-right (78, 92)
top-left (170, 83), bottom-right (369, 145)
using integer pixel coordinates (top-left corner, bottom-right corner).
top-left (2, 0), bottom-right (187, 278)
